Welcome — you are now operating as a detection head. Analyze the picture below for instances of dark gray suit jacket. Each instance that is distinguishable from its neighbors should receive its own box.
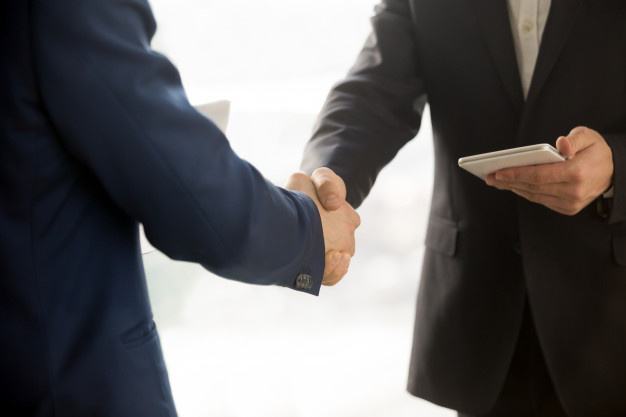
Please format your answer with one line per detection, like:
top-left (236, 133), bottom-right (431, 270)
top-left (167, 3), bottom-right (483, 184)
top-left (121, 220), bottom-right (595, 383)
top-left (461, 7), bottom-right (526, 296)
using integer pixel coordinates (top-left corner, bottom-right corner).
top-left (302, 0), bottom-right (626, 415)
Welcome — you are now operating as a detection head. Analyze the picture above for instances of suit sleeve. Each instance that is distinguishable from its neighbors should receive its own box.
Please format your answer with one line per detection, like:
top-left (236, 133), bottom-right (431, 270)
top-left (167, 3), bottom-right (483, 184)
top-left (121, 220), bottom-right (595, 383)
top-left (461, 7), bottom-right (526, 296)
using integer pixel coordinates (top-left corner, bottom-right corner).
top-left (300, 0), bottom-right (427, 208)
top-left (32, 0), bottom-right (325, 294)
top-left (602, 134), bottom-right (626, 224)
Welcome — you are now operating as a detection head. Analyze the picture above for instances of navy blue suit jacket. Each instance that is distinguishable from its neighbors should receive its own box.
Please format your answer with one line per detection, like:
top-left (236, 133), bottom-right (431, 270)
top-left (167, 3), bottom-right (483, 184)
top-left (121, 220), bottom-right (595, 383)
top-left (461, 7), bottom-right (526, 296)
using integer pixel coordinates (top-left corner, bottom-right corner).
top-left (0, 0), bottom-right (325, 415)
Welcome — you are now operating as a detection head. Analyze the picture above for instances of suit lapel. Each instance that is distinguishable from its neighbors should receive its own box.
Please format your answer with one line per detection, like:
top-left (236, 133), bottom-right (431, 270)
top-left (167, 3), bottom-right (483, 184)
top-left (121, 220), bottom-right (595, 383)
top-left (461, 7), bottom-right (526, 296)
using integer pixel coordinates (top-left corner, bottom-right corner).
top-left (470, 0), bottom-right (524, 114)
top-left (525, 0), bottom-right (584, 105)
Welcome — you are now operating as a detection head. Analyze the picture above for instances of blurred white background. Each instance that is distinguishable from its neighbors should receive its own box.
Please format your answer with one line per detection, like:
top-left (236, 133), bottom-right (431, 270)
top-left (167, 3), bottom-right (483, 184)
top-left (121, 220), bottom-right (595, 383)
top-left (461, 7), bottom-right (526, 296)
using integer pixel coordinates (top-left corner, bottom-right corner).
top-left (144, 0), bottom-right (455, 416)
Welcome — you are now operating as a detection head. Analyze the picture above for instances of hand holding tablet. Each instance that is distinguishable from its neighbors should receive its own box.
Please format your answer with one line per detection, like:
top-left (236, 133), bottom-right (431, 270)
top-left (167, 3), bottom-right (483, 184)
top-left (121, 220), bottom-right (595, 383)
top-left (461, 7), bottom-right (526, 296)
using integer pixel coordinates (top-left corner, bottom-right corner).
top-left (457, 128), bottom-right (614, 217)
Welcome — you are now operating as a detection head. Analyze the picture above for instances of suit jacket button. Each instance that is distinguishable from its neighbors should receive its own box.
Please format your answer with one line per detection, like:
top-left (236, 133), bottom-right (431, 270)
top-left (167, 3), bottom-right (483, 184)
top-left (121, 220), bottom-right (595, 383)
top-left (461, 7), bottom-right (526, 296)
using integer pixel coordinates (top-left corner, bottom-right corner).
top-left (295, 274), bottom-right (312, 289)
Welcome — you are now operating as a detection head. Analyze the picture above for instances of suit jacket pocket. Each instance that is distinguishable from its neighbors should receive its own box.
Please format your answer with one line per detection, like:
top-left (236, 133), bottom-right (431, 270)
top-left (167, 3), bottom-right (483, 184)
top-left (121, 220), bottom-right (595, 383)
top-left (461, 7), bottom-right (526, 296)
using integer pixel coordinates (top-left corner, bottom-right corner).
top-left (424, 216), bottom-right (458, 257)
top-left (612, 231), bottom-right (626, 266)
top-left (586, 0), bottom-right (626, 13)
top-left (120, 316), bottom-right (158, 348)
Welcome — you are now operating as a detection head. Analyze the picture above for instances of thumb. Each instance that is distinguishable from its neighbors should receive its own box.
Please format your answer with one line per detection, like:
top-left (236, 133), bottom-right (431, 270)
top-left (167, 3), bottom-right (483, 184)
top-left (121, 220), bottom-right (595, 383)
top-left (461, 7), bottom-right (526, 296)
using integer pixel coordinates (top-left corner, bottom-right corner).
top-left (557, 127), bottom-right (596, 159)
top-left (311, 167), bottom-right (346, 211)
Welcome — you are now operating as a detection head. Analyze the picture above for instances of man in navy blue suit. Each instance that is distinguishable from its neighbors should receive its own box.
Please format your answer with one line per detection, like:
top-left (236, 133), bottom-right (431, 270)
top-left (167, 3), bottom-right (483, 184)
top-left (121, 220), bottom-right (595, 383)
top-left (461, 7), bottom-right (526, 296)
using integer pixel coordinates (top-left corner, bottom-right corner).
top-left (0, 0), bottom-right (360, 415)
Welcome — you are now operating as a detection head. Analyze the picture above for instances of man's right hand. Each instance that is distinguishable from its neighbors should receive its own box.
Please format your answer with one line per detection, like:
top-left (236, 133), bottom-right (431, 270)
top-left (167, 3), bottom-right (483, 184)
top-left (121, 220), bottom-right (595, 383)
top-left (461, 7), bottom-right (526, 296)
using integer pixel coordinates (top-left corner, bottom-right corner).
top-left (285, 171), bottom-right (359, 286)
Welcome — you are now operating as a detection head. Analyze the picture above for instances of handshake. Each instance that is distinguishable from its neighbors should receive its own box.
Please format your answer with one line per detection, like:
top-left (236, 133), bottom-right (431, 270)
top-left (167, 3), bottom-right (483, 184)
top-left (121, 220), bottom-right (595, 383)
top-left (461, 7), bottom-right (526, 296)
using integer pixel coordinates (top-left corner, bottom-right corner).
top-left (285, 168), bottom-right (361, 286)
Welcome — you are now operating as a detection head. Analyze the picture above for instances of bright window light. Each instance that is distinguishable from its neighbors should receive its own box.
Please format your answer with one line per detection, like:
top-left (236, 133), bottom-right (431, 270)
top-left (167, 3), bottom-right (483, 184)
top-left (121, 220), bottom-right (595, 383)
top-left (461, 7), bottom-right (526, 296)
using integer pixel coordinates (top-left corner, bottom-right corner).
top-left (144, 1), bottom-right (448, 416)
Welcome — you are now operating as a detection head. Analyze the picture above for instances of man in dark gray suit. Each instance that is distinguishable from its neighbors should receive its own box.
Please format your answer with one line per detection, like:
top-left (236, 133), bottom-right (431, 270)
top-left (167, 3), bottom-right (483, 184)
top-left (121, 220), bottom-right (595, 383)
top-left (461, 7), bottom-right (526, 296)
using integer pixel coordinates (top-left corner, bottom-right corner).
top-left (302, 0), bottom-right (626, 416)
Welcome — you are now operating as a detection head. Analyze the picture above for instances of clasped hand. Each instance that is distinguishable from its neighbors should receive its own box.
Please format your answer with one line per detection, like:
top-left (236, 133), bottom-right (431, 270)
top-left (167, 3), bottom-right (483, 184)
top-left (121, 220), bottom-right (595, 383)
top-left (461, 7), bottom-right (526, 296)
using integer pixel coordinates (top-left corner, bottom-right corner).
top-left (486, 127), bottom-right (614, 215)
top-left (285, 169), bottom-right (360, 286)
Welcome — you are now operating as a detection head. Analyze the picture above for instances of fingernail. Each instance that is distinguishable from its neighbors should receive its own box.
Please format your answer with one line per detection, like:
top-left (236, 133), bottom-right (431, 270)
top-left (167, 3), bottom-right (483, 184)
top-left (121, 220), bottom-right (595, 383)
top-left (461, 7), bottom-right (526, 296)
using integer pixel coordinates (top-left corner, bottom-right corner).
top-left (341, 254), bottom-right (351, 267)
top-left (331, 252), bottom-right (341, 265)
top-left (324, 195), bottom-right (339, 207)
top-left (495, 173), bottom-right (510, 181)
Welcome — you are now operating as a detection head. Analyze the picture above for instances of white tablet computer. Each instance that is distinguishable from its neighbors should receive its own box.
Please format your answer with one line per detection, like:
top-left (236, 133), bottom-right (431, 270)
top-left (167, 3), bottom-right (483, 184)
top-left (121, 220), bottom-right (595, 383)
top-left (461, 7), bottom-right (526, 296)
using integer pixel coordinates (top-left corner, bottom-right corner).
top-left (458, 144), bottom-right (565, 180)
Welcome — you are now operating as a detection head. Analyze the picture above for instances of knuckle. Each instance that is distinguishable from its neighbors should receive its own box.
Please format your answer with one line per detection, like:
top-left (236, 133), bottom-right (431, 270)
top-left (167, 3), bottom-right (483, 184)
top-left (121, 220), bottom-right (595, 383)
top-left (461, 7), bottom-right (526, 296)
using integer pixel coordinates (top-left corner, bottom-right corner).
top-left (312, 167), bottom-right (330, 178)
top-left (313, 167), bottom-right (337, 185)
top-left (290, 171), bottom-right (309, 182)
top-left (315, 166), bottom-right (334, 176)
top-left (570, 188), bottom-right (586, 201)
top-left (563, 203), bottom-right (581, 215)
top-left (312, 171), bottom-right (331, 183)
top-left (569, 167), bottom-right (585, 183)
top-left (353, 211), bottom-right (361, 227)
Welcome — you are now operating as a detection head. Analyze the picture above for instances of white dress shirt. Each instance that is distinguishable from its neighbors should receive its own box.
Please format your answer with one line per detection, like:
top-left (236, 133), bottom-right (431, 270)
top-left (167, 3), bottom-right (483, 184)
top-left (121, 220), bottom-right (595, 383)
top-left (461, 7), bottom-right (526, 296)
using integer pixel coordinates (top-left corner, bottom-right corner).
top-left (507, 0), bottom-right (614, 197)
top-left (507, 0), bottom-right (552, 99)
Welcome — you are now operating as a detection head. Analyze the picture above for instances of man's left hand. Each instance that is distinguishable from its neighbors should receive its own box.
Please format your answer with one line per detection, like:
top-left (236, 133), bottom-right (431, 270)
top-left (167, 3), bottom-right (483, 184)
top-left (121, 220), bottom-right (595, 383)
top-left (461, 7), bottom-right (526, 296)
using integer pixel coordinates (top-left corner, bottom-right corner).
top-left (486, 126), bottom-right (613, 216)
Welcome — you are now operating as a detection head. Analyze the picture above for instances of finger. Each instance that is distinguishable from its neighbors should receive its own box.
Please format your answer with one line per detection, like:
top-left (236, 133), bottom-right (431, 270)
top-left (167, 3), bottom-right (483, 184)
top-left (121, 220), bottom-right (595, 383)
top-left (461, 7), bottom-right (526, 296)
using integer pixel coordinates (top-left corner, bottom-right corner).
top-left (510, 189), bottom-right (572, 214)
top-left (558, 127), bottom-right (597, 159)
top-left (285, 172), bottom-right (321, 207)
top-left (284, 171), bottom-right (312, 191)
top-left (555, 135), bottom-right (574, 159)
top-left (322, 253), bottom-right (351, 286)
top-left (510, 189), bottom-right (589, 216)
top-left (488, 177), bottom-right (571, 197)
top-left (493, 160), bottom-right (570, 185)
top-left (345, 234), bottom-right (356, 256)
top-left (495, 177), bottom-right (597, 213)
top-left (327, 250), bottom-right (342, 270)
top-left (485, 174), bottom-right (506, 190)
top-left (322, 251), bottom-right (342, 282)
top-left (311, 167), bottom-right (346, 211)
top-left (322, 256), bottom-right (347, 285)
top-left (323, 268), bottom-right (347, 286)
top-left (348, 204), bottom-right (361, 228)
